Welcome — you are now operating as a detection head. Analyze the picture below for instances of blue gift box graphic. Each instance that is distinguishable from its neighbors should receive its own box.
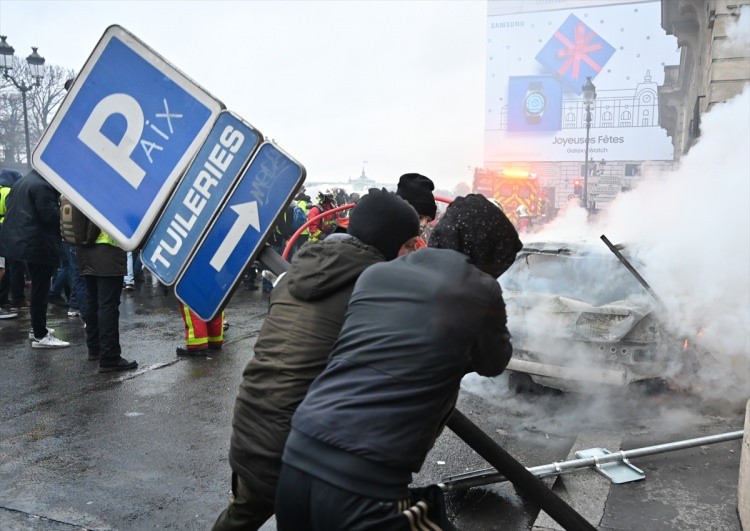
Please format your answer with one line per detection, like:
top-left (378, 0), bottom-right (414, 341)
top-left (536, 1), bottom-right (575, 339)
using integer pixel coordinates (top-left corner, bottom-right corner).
top-left (535, 14), bottom-right (615, 94)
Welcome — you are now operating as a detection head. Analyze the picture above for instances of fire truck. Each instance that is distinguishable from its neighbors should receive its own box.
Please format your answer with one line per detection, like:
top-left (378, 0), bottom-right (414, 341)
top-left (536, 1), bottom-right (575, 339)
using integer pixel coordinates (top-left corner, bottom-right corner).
top-left (472, 168), bottom-right (547, 227)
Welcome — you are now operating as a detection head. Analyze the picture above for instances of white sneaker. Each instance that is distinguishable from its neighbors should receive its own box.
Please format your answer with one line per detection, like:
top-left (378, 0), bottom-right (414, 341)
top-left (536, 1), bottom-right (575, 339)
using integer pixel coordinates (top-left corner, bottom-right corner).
top-left (0, 309), bottom-right (19, 320)
top-left (31, 332), bottom-right (70, 349)
top-left (29, 327), bottom-right (55, 339)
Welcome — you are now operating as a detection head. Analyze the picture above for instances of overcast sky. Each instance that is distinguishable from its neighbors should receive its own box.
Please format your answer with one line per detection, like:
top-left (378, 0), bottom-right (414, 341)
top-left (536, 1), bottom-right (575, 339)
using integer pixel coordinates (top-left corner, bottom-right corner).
top-left (0, 0), bottom-right (488, 191)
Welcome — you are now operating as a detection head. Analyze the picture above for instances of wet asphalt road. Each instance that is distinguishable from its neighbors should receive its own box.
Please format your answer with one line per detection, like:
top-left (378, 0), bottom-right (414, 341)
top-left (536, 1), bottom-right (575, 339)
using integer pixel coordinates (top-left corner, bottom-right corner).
top-left (0, 280), bottom-right (746, 530)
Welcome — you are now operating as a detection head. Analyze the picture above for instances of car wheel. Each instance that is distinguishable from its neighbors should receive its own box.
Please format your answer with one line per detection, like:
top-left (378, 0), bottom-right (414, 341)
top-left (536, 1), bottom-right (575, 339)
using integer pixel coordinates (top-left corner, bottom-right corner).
top-left (507, 371), bottom-right (538, 394)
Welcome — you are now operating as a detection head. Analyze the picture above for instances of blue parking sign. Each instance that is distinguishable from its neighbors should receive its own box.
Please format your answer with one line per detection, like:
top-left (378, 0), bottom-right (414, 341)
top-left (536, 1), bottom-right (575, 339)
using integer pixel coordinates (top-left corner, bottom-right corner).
top-left (175, 143), bottom-right (305, 321)
top-left (141, 111), bottom-right (262, 284)
top-left (32, 25), bottom-right (223, 250)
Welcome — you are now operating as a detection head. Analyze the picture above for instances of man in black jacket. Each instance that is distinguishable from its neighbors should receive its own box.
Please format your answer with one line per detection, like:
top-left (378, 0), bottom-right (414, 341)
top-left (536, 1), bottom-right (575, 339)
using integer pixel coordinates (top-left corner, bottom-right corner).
top-left (212, 189), bottom-right (420, 531)
top-left (276, 194), bottom-right (523, 530)
top-left (0, 170), bottom-right (69, 348)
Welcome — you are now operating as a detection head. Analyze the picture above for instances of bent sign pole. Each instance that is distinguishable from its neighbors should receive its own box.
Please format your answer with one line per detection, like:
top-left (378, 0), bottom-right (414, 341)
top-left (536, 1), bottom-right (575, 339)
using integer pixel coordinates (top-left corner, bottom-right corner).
top-left (440, 429), bottom-right (744, 491)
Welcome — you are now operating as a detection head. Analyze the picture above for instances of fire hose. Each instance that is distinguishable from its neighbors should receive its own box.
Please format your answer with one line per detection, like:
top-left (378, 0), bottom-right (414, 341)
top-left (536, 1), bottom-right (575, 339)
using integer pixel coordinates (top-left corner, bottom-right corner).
top-left (281, 195), bottom-right (455, 260)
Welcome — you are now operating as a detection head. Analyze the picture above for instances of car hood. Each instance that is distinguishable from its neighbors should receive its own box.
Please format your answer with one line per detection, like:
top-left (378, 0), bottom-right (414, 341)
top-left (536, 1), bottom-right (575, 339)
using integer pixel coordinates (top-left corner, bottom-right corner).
top-left (504, 290), bottom-right (656, 343)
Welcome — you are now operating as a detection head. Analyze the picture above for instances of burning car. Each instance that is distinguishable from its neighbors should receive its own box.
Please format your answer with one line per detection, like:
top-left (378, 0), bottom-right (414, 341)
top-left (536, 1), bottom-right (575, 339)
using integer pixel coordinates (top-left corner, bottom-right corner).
top-left (498, 240), bottom-right (688, 392)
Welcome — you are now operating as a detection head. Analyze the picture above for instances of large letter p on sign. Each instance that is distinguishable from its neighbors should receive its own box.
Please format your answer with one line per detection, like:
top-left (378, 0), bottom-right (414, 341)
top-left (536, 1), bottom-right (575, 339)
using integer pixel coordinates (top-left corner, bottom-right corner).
top-left (78, 93), bottom-right (147, 189)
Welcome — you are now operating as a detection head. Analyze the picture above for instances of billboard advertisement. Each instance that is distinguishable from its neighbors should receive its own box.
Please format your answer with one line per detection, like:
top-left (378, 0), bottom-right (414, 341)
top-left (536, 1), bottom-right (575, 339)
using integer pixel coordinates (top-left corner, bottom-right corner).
top-left (485, 0), bottom-right (680, 163)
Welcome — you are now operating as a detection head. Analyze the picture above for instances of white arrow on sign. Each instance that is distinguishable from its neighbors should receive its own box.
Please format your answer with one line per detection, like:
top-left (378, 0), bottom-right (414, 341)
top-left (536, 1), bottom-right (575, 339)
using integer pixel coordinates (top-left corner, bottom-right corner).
top-left (209, 201), bottom-right (261, 272)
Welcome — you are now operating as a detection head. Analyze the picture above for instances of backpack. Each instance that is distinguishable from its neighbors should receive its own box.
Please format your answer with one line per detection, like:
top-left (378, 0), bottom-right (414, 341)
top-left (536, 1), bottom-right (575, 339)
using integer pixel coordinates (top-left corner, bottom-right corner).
top-left (290, 204), bottom-right (307, 234)
top-left (60, 196), bottom-right (100, 245)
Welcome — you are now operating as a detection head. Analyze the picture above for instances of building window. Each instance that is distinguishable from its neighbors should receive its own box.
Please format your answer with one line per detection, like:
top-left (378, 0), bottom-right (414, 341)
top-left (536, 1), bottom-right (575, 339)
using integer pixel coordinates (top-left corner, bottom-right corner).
top-left (625, 164), bottom-right (642, 176)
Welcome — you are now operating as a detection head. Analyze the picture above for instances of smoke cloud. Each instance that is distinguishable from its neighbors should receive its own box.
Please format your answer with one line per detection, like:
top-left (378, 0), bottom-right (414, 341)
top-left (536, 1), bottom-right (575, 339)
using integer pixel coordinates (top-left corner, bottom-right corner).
top-left (465, 10), bottom-right (749, 408)
top-left (518, 84), bottom-right (750, 403)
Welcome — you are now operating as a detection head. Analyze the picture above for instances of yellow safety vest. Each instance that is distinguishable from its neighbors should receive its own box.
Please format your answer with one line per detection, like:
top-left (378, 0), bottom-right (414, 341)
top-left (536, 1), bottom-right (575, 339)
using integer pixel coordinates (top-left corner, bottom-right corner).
top-left (296, 200), bottom-right (310, 237)
top-left (0, 186), bottom-right (10, 224)
top-left (95, 230), bottom-right (119, 247)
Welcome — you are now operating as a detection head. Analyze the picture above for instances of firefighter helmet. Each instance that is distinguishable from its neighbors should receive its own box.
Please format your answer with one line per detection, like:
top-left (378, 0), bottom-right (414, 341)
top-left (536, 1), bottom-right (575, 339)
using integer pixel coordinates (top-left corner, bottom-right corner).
top-left (318, 189), bottom-right (335, 203)
top-left (487, 198), bottom-right (504, 212)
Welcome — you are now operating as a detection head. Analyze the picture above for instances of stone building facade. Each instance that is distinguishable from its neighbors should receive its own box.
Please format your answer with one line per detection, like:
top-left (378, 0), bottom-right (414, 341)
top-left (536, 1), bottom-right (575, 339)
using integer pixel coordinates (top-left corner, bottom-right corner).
top-left (659, 0), bottom-right (750, 159)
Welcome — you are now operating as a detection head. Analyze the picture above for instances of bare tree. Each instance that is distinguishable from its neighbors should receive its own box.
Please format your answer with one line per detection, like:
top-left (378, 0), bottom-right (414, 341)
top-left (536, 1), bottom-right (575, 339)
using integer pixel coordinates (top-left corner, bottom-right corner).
top-left (0, 56), bottom-right (74, 166)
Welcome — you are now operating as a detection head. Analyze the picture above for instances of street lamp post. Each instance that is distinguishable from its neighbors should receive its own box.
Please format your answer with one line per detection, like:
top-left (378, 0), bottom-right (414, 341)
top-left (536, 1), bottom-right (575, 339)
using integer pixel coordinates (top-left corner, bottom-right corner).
top-left (582, 76), bottom-right (596, 213)
top-left (0, 35), bottom-right (46, 169)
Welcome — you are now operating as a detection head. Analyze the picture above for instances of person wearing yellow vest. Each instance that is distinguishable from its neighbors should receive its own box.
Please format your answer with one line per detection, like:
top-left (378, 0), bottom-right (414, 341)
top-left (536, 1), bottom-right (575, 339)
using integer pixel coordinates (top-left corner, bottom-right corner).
top-left (0, 170), bottom-right (69, 346)
top-left (294, 190), bottom-right (311, 253)
top-left (76, 224), bottom-right (138, 372)
top-left (176, 304), bottom-right (224, 356)
top-left (0, 170), bottom-right (22, 320)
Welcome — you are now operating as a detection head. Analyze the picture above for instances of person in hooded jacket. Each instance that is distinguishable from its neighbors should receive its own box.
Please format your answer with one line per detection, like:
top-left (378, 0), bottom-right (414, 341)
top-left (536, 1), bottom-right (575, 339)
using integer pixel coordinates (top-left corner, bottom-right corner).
top-left (212, 188), bottom-right (421, 531)
top-left (0, 170), bottom-right (70, 347)
top-left (276, 194), bottom-right (523, 531)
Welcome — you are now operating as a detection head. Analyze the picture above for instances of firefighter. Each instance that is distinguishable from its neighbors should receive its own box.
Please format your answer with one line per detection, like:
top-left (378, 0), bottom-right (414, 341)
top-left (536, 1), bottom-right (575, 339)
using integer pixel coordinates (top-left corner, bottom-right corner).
top-left (515, 204), bottom-right (531, 233)
top-left (176, 302), bottom-right (224, 356)
top-left (306, 189), bottom-right (338, 242)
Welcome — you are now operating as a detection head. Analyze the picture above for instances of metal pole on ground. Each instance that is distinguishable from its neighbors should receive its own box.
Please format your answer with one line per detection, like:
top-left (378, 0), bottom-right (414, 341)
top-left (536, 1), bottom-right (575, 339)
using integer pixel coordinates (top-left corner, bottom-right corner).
top-left (446, 409), bottom-right (596, 531)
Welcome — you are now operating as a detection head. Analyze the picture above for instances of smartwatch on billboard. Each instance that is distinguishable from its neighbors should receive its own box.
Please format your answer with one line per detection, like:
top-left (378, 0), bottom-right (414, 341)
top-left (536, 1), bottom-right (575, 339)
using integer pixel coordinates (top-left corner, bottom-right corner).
top-left (523, 81), bottom-right (547, 125)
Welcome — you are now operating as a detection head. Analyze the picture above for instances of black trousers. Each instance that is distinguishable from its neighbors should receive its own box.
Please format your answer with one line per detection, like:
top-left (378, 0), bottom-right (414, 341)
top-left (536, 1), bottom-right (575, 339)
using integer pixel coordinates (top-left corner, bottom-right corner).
top-left (0, 257), bottom-right (27, 306)
top-left (84, 275), bottom-right (122, 362)
top-left (28, 262), bottom-right (55, 340)
top-left (275, 464), bottom-right (454, 531)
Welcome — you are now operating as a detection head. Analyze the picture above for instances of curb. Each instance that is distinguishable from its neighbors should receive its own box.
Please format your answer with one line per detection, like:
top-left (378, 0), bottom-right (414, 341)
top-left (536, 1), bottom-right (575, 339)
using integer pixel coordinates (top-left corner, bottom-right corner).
top-left (739, 398), bottom-right (749, 530)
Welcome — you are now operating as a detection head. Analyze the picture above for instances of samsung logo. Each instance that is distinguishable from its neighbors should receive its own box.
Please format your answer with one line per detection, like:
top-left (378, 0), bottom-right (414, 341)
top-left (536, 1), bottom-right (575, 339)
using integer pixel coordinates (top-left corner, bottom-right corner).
top-left (491, 20), bottom-right (525, 29)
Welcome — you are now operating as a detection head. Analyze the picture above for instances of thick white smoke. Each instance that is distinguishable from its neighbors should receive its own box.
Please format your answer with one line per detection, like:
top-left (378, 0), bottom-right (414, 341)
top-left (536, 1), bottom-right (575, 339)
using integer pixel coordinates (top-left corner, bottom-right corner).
top-left (466, 9), bottom-right (749, 406)
top-left (615, 88), bottom-right (749, 402)
top-left (523, 91), bottom-right (749, 401)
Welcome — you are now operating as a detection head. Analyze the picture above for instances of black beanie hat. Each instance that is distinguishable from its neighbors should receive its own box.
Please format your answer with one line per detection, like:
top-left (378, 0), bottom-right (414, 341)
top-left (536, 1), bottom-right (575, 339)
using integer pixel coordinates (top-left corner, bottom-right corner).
top-left (396, 173), bottom-right (437, 220)
top-left (428, 194), bottom-right (523, 278)
top-left (347, 188), bottom-right (420, 260)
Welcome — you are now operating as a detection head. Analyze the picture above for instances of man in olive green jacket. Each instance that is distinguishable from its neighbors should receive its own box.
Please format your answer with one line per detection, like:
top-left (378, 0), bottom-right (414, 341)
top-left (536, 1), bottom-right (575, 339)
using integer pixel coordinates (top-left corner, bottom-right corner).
top-left (213, 189), bottom-right (420, 530)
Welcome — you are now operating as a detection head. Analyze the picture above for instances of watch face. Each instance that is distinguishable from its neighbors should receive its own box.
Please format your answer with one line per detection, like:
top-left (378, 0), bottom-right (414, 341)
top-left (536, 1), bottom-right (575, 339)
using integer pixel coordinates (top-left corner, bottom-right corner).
top-left (524, 91), bottom-right (546, 116)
